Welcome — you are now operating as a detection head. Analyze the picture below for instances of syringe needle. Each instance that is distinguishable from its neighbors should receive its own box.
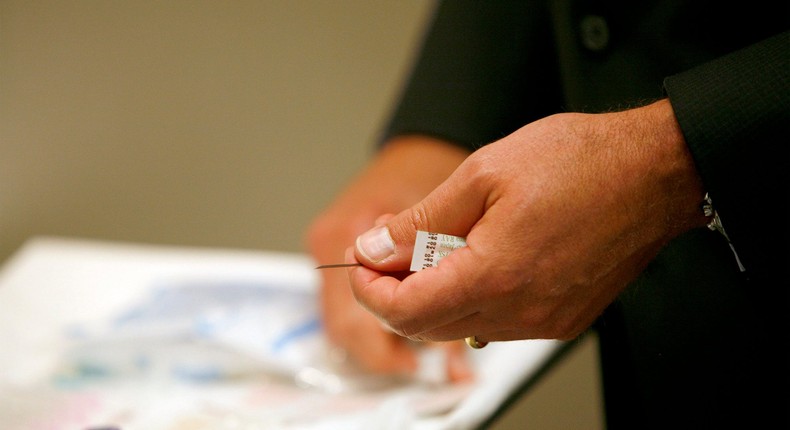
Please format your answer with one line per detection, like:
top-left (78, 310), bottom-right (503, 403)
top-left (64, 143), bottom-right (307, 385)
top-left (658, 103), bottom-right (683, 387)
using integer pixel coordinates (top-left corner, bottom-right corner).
top-left (315, 263), bottom-right (363, 269)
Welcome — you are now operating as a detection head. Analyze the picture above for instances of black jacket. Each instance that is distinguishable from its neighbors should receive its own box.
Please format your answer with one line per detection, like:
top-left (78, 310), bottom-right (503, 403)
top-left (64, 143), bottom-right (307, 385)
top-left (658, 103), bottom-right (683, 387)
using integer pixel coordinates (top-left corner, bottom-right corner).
top-left (382, 1), bottom-right (789, 428)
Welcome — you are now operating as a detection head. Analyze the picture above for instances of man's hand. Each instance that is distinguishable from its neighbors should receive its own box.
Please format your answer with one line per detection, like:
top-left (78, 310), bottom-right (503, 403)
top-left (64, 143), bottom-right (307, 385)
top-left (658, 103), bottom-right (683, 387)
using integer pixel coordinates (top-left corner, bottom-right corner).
top-left (305, 136), bottom-right (472, 381)
top-left (348, 99), bottom-right (709, 344)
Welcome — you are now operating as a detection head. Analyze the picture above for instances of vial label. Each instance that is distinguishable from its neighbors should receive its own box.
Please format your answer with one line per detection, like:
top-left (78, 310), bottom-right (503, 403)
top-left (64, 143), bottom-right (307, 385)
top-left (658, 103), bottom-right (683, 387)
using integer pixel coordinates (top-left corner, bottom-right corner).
top-left (410, 231), bottom-right (466, 272)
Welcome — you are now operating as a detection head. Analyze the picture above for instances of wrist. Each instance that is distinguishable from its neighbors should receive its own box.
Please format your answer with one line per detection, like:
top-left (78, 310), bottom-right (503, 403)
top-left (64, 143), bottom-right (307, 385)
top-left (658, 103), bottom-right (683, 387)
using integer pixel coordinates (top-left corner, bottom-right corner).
top-left (629, 99), bottom-right (709, 240)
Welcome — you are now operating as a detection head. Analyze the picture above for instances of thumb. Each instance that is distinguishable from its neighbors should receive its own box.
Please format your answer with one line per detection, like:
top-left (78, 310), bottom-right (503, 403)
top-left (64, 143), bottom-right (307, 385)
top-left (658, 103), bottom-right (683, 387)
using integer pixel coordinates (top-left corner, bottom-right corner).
top-left (354, 174), bottom-right (485, 271)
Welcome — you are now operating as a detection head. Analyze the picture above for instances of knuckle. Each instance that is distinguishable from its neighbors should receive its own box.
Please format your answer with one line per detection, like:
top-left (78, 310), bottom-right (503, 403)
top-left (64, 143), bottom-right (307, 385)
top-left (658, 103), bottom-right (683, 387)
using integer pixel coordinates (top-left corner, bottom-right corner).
top-left (406, 204), bottom-right (430, 234)
top-left (388, 204), bottom-right (431, 244)
top-left (385, 312), bottom-right (419, 339)
top-left (386, 317), bottom-right (410, 338)
top-left (460, 149), bottom-right (497, 190)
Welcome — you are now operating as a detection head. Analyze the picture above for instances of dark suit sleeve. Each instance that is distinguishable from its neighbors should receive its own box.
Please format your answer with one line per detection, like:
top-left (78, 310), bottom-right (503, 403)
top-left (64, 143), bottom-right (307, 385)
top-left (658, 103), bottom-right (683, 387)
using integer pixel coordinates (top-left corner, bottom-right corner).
top-left (380, 0), bottom-right (562, 151)
top-left (664, 31), bottom-right (789, 281)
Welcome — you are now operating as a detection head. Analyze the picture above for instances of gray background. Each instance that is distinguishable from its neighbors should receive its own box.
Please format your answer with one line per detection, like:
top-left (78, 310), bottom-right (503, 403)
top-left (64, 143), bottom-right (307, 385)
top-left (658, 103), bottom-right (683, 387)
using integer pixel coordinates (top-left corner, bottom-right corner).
top-left (0, 1), bottom-right (603, 428)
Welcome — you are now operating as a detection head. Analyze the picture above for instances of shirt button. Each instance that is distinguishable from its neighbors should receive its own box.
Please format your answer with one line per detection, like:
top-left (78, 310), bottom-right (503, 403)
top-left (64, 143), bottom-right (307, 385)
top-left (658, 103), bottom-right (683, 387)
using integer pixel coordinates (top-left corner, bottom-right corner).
top-left (579, 15), bottom-right (610, 52)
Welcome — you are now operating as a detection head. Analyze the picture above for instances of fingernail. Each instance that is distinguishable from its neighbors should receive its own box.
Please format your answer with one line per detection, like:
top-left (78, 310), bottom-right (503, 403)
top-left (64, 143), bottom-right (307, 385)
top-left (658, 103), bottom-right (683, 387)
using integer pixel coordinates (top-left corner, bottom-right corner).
top-left (356, 225), bottom-right (395, 262)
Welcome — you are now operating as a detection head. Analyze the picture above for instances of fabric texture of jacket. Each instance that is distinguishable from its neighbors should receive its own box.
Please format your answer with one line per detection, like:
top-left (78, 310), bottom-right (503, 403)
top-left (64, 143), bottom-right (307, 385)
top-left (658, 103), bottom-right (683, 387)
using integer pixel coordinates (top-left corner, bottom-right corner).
top-left (381, 1), bottom-right (789, 428)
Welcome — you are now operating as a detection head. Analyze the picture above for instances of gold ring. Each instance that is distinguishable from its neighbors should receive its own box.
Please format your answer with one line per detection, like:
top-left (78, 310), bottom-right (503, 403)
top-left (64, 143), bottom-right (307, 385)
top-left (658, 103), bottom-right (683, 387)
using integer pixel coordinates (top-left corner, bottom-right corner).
top-left (465, 336), bottom-right (488, 349)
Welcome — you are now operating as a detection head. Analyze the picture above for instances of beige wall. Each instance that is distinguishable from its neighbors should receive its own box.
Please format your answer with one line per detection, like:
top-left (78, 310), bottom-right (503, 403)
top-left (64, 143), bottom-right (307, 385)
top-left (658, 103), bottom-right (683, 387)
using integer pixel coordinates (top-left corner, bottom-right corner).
top-left (1, 0), bottom-right (432, 261)
top-left (0, 1), bottom-right (603, 428)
